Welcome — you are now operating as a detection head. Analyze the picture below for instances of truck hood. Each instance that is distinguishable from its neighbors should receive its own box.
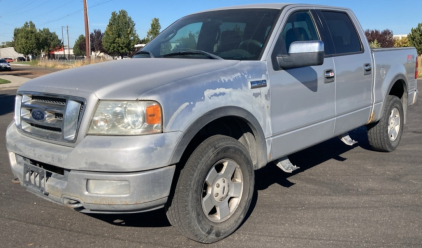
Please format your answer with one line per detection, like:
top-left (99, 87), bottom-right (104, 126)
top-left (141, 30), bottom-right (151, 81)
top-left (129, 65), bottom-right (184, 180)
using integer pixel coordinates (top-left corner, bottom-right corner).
top-left (19, 58), bottom-right (239, 99)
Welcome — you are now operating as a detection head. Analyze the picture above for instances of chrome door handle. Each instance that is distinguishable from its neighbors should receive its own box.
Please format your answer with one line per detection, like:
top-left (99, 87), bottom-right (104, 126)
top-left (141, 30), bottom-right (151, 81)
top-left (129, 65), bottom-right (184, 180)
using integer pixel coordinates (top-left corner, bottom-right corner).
top-left (364, 63), bottom-right (372, 75)
top-left (325, 69), bottom-right (335, 83)
top-left (325, 70), bottom-right (335, 78)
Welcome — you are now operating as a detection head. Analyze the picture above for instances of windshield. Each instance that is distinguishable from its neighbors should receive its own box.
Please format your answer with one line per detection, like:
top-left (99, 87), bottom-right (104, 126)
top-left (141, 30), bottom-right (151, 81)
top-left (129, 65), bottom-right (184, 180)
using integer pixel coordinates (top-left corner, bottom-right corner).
top-left (0, 59), bottom-right (6, 63)
top-left (140, 9), bottom-right (280, 60)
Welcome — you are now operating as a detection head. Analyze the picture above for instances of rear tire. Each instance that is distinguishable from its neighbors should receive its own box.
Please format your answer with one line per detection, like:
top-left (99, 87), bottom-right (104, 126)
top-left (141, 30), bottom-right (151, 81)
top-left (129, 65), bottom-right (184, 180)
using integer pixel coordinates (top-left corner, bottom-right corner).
top-left (367, 95), bottom-right (404, 152)
top-left (166, 135), bottom-right (254, 243)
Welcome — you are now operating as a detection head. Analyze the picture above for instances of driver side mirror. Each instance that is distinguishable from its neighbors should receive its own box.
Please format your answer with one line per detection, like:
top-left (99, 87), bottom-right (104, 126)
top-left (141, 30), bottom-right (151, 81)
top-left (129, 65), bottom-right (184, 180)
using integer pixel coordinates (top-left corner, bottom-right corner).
top-left (277, 40), bottom-right (324, 69)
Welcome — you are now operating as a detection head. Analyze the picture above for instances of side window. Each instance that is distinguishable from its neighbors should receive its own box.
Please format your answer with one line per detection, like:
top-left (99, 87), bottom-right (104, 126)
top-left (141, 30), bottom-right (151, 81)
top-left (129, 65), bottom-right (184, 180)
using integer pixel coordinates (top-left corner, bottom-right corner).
top-left (275, 11), bottom-right (320, 56)
top-left (321, 11), bottom-right (362, 54)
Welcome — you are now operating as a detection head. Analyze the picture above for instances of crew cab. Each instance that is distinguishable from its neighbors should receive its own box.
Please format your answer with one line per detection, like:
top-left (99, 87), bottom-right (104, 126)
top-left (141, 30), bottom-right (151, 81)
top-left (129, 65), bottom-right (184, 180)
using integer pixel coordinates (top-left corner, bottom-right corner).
top-left (6, 3), bottom-right (418, 243)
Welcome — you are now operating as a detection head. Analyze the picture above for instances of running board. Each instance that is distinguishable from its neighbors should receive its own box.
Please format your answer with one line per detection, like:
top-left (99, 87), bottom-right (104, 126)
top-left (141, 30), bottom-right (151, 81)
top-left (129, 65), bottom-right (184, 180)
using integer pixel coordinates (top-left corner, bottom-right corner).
top-left (338, 133), bottom-right (357, 146)
top-left (275, 157), bottom-right (300, 173)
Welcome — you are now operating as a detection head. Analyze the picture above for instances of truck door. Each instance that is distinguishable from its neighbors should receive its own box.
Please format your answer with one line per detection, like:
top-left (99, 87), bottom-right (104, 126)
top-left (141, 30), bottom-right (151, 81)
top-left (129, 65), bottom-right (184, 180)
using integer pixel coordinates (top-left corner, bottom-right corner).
top-left (267, 9), bottom-right (336, 160)
top-left (316, 10), bottom-right (373, 135)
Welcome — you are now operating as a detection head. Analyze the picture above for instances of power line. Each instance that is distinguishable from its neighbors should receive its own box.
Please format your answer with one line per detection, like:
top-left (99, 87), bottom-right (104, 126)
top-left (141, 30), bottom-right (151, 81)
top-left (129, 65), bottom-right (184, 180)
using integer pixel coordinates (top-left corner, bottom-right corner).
top-left (30, 0), bottom-right (78, 21)
top-left (0, 0), bottom-right (35, 15)
top-left (40, 0), bottom-right (114, 26)
top-left (7, 0), bottom-right (54, 17)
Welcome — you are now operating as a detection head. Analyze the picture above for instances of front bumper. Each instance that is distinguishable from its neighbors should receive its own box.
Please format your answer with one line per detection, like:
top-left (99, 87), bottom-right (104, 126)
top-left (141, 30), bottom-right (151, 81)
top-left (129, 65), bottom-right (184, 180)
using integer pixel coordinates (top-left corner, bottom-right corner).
top-left (6, 123), bottom-right (180, 213)
top-left (9, 152), bottom-right (175, 213)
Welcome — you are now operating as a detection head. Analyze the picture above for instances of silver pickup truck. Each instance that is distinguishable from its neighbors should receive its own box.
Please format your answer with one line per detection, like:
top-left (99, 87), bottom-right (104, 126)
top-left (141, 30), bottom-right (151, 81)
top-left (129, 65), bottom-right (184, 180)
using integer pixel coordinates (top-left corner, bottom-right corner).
top-left (6, 3), bottom-right (418, 243)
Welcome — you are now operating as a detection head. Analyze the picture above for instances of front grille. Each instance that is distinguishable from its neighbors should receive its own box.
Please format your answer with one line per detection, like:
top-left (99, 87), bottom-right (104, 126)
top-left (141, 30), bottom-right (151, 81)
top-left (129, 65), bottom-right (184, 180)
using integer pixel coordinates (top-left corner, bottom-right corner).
top-left (17, 92), bottom-right (86, 143)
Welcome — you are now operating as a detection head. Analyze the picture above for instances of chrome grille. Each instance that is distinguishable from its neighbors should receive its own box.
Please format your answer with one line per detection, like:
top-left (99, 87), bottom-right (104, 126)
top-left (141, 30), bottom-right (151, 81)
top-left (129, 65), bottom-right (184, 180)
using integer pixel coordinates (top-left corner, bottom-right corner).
top-left (16, 92), bottom-right (86, 143)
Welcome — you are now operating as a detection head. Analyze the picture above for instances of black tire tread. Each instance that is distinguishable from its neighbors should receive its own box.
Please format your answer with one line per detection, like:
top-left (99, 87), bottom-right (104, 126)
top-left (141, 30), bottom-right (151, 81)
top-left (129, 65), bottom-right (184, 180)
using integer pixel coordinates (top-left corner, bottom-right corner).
top-left (166, 135), bottom-right (253, 243)
top-left (367, 95), bottom-right (403, 152)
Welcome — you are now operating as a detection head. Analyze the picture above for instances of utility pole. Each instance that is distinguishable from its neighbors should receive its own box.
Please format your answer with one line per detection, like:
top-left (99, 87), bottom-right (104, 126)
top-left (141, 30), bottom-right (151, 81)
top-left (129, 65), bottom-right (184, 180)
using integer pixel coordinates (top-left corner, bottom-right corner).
top-left (83, 0), bottom-right (90, 60)
top-left (66, 26), bottom-right (70, 60)
top-left (62, 26), bottom-right (65, 59)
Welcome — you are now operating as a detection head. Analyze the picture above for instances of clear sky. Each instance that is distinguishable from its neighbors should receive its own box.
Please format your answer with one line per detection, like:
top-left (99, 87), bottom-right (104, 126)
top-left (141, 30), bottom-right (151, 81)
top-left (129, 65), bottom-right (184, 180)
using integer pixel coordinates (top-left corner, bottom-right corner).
top-left (0, 0), bottom-right (421, 48)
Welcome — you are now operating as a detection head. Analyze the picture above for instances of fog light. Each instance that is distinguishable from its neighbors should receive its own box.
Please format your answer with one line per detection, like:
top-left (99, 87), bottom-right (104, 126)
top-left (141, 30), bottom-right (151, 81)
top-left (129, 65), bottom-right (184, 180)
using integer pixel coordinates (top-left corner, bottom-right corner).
top-left (86, 180), bottom-right (130, 195)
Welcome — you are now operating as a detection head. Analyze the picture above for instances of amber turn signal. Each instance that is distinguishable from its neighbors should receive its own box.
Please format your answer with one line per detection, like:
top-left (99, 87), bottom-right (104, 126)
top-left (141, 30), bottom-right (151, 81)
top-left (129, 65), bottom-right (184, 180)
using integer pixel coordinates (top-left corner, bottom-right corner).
top-left (146, 104), bottom-right (162, 125)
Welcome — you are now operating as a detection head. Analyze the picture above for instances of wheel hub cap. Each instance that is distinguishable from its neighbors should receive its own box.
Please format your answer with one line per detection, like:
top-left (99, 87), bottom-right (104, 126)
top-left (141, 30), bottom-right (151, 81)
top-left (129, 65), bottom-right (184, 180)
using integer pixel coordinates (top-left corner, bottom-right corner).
top-left (201, 159), bottom-right (244, 223)
top-left (388, 107), bottom-right (400, 141)
top-left (213, 178), bottom-right (230, 202)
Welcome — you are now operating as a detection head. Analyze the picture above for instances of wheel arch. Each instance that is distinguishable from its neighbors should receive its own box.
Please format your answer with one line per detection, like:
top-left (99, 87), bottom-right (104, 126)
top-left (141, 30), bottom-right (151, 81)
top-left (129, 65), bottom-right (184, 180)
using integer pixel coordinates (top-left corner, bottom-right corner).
top-left (381, 74), bottom-right (408, 124)
top-left (168, 106), bottom-right (268, 170)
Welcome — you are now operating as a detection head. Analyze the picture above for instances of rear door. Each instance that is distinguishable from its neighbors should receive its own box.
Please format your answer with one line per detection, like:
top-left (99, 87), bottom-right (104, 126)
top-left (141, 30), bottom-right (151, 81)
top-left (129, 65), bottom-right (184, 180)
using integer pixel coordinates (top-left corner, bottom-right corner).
top-left (316, 10), bottom-right (373, 135)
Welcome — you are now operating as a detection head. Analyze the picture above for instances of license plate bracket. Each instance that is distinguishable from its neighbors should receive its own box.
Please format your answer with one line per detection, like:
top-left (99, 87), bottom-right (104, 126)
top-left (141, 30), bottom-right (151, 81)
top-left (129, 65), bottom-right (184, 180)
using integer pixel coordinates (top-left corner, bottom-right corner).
top-left (23, 163), bottom-right (48, 195)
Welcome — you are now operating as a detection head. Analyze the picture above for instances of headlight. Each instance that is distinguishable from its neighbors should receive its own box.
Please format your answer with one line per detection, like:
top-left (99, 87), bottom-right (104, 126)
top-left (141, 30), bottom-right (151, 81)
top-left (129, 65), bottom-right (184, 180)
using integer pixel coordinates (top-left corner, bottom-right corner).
top-left (88, 101), bottom-right (162, 135)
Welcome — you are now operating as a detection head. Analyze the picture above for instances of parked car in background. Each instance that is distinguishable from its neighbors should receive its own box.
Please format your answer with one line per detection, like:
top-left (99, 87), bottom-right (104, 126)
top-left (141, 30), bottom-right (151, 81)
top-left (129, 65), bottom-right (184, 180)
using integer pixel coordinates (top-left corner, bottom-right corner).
top-left (17, 57), bottom-right (26, 62)
top-left (0, 59), bottom-right (11, 70)
top-left (5, 58), bottom-right (13, 63)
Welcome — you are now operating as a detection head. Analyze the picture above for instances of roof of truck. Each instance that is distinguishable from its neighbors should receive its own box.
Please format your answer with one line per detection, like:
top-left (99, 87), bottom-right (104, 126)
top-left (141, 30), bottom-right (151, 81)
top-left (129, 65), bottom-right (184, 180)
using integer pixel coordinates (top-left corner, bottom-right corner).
top-left (193, 3), bottom-right (349, 14)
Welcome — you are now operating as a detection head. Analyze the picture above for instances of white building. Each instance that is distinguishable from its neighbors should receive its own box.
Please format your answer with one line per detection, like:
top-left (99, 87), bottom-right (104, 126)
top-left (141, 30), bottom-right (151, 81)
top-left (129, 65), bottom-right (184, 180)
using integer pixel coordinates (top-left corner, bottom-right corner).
top-left (0, 47), bottom-right (24, 59)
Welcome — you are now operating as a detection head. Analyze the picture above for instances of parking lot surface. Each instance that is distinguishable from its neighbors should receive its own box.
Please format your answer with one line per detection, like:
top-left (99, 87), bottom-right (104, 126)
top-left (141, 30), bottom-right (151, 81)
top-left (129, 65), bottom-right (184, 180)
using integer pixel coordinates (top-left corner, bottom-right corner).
top-left (0, 81), bottom-right (421, 247)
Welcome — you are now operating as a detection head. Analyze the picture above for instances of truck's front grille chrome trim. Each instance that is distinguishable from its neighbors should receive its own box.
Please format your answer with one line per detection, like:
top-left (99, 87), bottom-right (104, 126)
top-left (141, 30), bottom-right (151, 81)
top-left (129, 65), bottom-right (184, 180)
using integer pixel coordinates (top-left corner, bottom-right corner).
top-left (16, 92), bottom-right (86, 143)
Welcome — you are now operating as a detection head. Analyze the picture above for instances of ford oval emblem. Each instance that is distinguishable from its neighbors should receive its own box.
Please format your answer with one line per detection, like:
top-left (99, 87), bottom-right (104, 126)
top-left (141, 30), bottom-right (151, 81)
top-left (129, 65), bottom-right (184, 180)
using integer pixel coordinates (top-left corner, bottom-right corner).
top-left (31, 109), bottom-right (45, 121)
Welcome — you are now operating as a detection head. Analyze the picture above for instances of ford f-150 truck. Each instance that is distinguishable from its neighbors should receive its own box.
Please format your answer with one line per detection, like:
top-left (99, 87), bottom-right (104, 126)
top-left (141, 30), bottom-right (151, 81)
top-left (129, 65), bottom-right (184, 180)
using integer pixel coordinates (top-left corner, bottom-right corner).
top-left (6, 3), bottom-right (418, 243)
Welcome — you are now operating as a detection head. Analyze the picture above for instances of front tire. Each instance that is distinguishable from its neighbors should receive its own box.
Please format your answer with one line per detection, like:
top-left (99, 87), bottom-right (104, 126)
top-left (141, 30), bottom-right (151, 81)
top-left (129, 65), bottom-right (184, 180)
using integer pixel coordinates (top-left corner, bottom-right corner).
top-left (166, 135), bottom-right (254, 243)
top-left (367, 95), bottom-right (404, 152)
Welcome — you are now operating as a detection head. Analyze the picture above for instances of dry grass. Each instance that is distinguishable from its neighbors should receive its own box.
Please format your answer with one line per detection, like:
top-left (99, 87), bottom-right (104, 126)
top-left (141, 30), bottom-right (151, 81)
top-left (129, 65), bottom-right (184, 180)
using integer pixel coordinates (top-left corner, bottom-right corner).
top-left (418, 56), bottom-right (422, 78)
top-left (34, 58), bottom-right (110, 69)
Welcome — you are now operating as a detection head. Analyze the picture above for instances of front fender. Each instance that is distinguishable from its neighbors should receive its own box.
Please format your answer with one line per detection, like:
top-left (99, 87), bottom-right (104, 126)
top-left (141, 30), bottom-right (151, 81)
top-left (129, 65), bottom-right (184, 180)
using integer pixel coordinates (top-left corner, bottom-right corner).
top-left (168, 106), bottom-right (268, 169)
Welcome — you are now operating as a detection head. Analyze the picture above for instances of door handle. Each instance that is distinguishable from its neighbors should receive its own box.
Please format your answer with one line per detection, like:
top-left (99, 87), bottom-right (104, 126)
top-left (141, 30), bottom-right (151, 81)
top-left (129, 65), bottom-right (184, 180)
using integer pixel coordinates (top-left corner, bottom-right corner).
top-left (325, 69), bottom-right (335, 83)
top-left (364, 63), bottom-right (372, 75)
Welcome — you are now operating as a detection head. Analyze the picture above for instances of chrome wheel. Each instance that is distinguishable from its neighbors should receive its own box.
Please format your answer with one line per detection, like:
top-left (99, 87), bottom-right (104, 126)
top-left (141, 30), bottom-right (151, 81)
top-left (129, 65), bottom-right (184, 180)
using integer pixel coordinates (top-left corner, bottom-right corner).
top-left (388, 107), bottom-right (400, 141)
top-left (202, 159), bottom-right (243, 223)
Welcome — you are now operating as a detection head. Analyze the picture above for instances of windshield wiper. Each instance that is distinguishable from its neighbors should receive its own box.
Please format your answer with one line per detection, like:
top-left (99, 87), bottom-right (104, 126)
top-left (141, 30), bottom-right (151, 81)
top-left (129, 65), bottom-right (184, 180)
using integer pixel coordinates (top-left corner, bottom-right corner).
top-left (162, 50), bottom-right (223, 60)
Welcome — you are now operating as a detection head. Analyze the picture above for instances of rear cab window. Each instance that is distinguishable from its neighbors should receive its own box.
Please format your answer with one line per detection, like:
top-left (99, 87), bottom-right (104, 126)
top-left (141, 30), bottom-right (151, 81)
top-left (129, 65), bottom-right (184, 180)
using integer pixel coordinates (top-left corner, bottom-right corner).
top-left (319, 11), bottom-right (363, 55)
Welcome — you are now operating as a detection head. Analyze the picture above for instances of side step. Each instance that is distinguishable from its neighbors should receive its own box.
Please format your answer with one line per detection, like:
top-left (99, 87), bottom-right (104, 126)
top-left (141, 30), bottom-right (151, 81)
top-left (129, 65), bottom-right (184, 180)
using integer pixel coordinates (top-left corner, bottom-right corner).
top-left (338, 133), bottom-right (357, 146)
top-left (275, 157), bottom-right (300, 173)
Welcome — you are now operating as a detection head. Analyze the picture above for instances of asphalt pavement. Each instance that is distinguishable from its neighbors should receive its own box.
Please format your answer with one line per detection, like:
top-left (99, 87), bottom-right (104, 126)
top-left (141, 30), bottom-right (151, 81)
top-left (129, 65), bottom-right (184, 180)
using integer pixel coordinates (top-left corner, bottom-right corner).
top-left (0, 82), bottom-right (421, 247)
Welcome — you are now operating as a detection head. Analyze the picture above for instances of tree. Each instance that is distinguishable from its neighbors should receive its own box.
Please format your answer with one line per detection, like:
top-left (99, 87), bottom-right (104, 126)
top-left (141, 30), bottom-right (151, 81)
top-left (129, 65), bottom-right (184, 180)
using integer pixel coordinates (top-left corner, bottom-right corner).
top-left (38, 28), bottom-right (62, 55)
top-left (369, 39), bottom-right (381, 48)
top-left (394, 37), bottom-right (411, 47)
top-left (103, 10), bottom-right (139, 57)
top-left (365, 29), bottom-right (394, 48)
top-left (14, 21), bottom-right (39, 56)
top-left (0, 41), bottom-right (14, 48)
top-left (145, 18), bottom-right (161, 43)
top-left (408, 23), bottom-right (422, 55)
top-left (90, 29), bottom-right (105, 53)
top-left (73, 35), bottom-right (86, 56)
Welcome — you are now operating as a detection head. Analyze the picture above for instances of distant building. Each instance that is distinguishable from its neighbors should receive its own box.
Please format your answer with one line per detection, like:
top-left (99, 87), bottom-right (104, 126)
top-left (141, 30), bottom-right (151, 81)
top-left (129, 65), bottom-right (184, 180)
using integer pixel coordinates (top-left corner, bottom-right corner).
top-left (393, 34), bottom-right (408, 39)
top-left (50, 46), bottom-right (74, 58)
top-left (0, 47), bottom-right (24, 59)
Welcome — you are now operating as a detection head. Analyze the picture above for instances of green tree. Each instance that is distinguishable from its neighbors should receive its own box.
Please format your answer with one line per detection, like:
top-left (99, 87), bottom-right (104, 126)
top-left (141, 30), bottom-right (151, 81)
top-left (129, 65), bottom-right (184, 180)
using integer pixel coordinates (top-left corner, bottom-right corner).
top-left (14, 21), bottom-right (39, 56)
top-left (0, 41), bottom-right (14, 48)
top-left (145, 18), bottom-right (161, 43)
top-left (103, 10), bottom-right (139, 57)
top-left (73, 35), bottom-right (86, 56)
top-left (394, 37), bottom-right (411, 47)
top-left (369, 39), bottom-right (381, 48)
top-left (408, 23), bottom-right (422, 55)
top-left (38, 28), bottom-right (62, 55)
